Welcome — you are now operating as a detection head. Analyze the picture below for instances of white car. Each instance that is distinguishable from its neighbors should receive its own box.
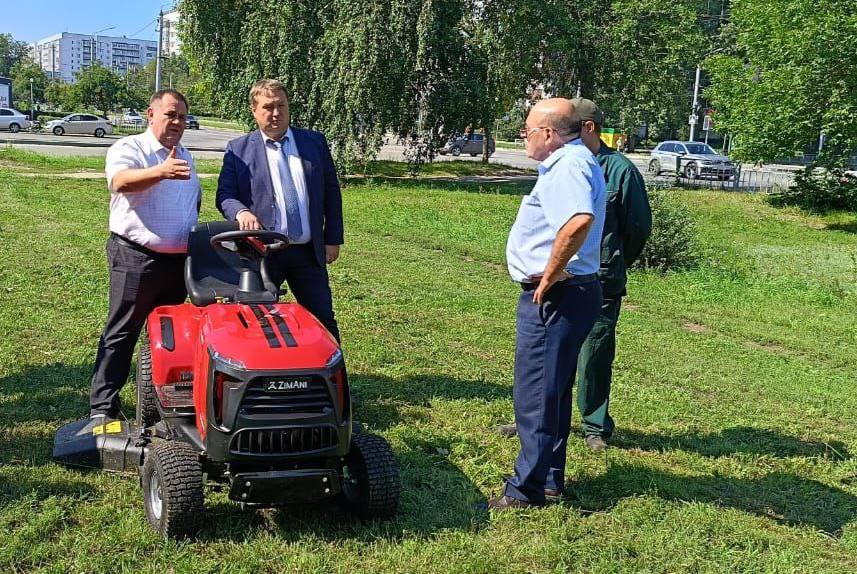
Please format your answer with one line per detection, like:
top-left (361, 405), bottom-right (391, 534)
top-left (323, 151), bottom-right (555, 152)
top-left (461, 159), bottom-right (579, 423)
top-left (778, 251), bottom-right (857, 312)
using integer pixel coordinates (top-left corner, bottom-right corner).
top-left (45, 114), bottom-right (114, 137)
top-left (122, 111), bottom-right (146, 128)
top-left (0, 108), bottom-right (32, 133)
top-left (649, 140), bottom-right (736, 180)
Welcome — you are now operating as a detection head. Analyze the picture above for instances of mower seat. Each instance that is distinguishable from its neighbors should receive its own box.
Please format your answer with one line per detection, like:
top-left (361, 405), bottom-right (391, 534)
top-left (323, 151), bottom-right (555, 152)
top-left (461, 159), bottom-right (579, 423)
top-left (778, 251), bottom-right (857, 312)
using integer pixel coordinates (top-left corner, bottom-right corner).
top-left (185, 221), bottom-right (279, 306)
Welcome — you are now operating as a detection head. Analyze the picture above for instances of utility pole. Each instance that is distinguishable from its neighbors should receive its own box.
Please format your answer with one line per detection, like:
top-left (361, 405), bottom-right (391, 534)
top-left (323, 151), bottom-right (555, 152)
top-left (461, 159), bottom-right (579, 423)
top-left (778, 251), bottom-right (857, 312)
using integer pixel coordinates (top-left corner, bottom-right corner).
top-left (689, 65), bottom-right (701, 141)
top-left (29, 78), bottom-right (34, 120)
top-left (155, 10), bottom-right (163, 92)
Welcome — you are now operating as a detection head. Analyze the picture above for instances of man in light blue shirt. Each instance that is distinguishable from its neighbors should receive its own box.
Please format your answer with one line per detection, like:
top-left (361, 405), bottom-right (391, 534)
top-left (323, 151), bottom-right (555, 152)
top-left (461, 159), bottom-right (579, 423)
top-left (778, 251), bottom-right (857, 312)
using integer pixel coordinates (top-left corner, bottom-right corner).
top-left (488, 98), bottom-right (606, 510)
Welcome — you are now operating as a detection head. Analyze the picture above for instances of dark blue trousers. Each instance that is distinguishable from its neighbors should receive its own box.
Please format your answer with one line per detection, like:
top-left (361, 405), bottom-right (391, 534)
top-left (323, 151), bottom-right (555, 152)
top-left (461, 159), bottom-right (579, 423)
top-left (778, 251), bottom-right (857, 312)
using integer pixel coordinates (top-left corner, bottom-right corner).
top-left (269, 243), bottom-right (340, 342)
top-left (504, 279), bottom-right (602, 503)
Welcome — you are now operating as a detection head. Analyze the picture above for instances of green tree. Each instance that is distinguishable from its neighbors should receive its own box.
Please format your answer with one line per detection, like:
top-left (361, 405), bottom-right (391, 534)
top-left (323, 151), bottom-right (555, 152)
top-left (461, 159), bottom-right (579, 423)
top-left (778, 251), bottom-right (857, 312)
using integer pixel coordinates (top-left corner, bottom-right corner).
top-left (44, 80), bottom-right (76, 110)
top-left (588, 0), bottom-right (708, 141)
top-left (10, 59), bottom-right (48, 109)
top-left (0, 33), bottom-right (30, 77)
top-left (73, 63), bottom-right (125, 117)
top-left (705, 0), bottom-right (857, 164)
top-left (182, 0), bottom-right (480, 172)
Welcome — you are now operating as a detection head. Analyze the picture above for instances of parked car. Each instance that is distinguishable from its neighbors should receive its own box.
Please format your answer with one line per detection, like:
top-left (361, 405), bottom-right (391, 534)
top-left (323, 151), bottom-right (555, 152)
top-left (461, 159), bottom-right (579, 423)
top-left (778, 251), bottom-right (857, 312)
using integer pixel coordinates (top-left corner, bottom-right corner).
top-left (122, 111), bottom-right (146, 128)
top-left (0, 108), bottom-right (32, 133)
top-left (45, 114), bottom-right (114, 137)
top-left (439, 133), bottom-right (495, 157)
top-left (648, 140), bottom-right (735, 180)
top-left (185, 114), bottom-right (200, 129)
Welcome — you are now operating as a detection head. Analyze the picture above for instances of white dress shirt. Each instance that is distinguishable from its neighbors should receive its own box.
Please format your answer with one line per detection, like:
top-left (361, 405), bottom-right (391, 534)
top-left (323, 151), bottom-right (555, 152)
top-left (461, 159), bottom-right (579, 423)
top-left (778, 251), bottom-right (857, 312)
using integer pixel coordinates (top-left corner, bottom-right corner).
top-left (105, 129), bottom-right (201, 253)
top-left (263, 127), bottom-right (311, 244)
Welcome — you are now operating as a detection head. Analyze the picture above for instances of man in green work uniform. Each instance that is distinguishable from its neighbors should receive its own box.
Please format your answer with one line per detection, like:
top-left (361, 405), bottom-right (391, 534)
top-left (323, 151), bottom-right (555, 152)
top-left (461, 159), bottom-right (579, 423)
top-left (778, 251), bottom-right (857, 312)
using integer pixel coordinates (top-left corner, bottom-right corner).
top-left (495, 99), bottom-right (652, 454)
top-left (572, 97), bottom-right (652, 451)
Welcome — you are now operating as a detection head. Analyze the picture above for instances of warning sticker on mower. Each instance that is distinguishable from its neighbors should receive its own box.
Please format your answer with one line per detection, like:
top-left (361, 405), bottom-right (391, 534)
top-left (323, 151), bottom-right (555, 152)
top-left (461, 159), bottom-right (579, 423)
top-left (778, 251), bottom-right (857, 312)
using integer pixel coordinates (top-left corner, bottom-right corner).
top-left (92, 421), bottom-right (123, 435)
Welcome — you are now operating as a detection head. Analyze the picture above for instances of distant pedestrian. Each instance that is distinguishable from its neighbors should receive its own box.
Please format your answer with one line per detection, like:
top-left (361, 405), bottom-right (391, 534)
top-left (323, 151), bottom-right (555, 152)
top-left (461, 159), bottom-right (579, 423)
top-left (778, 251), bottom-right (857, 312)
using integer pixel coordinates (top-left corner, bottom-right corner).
top-left (487, 98), bottom-right (606, 510)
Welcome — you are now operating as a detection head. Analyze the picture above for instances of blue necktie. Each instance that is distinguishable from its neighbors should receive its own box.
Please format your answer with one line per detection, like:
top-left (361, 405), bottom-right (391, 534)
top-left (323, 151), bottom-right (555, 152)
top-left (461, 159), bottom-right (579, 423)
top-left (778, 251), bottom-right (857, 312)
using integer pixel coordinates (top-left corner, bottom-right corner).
top-left (268, 137), bottom-right (303, 241)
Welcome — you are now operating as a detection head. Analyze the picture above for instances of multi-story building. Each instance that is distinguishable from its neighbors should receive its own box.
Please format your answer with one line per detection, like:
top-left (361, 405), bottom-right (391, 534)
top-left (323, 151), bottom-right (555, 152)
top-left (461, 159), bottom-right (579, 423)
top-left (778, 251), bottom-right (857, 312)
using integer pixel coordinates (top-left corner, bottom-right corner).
top-left (31, 33), bottom-right (158, 83)
top-left (162, 10), bottom-right (182, 56)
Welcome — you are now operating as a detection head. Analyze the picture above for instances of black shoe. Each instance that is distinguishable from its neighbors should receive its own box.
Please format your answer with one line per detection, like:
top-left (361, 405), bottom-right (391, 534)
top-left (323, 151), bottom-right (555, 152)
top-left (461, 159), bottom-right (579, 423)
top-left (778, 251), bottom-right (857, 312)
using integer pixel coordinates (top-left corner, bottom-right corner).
top-left (484, 495), bottom-right (540, 511)
top-left (74, 414), bottom-right (119, 437)
top-left (544, 488), bottom-right (563, 500)
top-left (585, 434), bottom-right (608, 452)
top-left (494, 423), bottom-right (518, 437)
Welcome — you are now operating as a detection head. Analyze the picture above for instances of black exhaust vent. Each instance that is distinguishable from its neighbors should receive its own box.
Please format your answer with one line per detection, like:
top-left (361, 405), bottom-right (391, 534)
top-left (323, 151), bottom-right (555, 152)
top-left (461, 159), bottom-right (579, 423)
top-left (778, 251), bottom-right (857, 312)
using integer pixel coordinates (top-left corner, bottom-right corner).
top-left (229, 426), bottom-right (339, 455)
top-left (240, 376), bottom-right (333, 416)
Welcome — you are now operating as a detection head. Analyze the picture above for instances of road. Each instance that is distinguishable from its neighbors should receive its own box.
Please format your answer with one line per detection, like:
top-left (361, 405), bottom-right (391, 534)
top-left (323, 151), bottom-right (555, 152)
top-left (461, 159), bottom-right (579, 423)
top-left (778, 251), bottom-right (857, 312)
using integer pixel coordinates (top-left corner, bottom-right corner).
top-left (2, 129), bottom-right (796, 189)
top-left (0, 128), bottom-right (235, 160)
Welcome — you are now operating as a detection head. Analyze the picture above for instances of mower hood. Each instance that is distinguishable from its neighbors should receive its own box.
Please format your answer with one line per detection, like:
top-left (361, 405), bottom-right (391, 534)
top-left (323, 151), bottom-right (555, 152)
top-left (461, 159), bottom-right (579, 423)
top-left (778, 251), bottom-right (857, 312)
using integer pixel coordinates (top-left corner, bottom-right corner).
top-left (201, 303), bottom-right (339, 371)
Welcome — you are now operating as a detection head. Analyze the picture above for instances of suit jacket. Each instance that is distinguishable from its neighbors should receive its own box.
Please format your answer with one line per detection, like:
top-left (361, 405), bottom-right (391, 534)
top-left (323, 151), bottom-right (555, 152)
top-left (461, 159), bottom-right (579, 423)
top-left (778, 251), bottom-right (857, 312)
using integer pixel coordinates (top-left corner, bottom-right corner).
top-left (216, 127), bottom-right (344, 267)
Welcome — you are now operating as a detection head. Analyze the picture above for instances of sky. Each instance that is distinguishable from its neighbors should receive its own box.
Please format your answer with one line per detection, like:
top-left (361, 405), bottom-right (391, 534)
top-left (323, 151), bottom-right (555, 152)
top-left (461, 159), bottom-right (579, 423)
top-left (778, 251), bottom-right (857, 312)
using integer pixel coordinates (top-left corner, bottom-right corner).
top-left (1, 0), bottom-right (178, 44)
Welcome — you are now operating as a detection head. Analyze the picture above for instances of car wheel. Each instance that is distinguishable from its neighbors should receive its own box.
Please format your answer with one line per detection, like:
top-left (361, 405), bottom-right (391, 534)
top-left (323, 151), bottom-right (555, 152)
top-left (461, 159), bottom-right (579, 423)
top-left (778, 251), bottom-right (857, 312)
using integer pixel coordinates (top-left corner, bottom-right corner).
top-left (451, 146), bottom-right (462, 157)
top-left (469, 153), bottom-right (478, 157)
top-left (684, 162), bottom-right (699, 179)
top-left (339, 432), bottom-right (400, 519)
top-left (94, 128), bottom-right (106, 138)
top-left (136, 332), bottom-right (161, 428)
top-left (53, 126), bottom-right (65, 136)
top-left (142, 441), bottom-right (204, 539)
top-left (648, 159), bottom-right (661, 175)
top-left (9, 123), bottom-right (21, 133)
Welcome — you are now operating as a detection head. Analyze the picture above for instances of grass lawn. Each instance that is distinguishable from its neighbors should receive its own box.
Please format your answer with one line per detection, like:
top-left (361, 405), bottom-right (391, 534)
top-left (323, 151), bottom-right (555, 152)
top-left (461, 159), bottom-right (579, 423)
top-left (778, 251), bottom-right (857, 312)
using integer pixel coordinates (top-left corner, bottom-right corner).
top-left (1, 153), bottom-right (857, 572)
top-left (197, 116), bottom-right (247, 132)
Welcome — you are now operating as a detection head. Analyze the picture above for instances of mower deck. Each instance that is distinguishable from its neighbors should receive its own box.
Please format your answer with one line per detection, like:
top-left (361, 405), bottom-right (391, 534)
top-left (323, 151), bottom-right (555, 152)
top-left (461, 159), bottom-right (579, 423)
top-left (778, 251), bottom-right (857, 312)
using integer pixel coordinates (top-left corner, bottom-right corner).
top-left (53, 417), bottom-right (145, 473)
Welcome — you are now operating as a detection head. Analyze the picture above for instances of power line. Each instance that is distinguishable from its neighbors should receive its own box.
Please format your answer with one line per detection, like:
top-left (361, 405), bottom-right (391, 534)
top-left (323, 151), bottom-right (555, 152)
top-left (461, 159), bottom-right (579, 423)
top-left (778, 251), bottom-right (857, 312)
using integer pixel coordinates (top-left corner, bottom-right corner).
top-left (125, 19), bottom-right (157, 40)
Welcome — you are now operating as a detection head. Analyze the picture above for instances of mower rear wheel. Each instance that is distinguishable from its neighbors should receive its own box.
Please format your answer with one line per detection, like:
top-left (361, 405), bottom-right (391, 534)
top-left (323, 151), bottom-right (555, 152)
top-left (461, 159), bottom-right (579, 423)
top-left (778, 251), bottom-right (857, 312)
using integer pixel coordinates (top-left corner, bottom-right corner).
top-left (142, 441), bottom-right (204, 539)
top-left (136, 333), bottom-right (160, 428)
top-left (340, 432), bottom-right (400, 519)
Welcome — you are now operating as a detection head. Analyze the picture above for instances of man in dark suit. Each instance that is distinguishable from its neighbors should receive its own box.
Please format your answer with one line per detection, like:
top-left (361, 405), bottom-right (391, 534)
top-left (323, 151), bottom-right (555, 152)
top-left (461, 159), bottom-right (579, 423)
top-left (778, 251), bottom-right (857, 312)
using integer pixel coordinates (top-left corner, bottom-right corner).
top-left (216, 79), bottom-right (344, 340)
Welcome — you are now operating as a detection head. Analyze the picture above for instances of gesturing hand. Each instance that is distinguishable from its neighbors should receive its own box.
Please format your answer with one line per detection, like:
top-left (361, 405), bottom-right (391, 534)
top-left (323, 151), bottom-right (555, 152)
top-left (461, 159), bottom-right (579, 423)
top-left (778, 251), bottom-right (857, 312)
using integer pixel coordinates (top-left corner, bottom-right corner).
top-left (160, 146), bottom-right (191, 180)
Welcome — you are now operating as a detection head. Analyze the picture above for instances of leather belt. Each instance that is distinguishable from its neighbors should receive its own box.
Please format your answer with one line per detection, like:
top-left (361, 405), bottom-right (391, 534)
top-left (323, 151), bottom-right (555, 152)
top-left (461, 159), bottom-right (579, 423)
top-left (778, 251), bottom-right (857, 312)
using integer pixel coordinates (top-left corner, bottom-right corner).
top-left (520, 273), bottom-right (598, 291)
top-left (111, 233), bottom-right (184, 258)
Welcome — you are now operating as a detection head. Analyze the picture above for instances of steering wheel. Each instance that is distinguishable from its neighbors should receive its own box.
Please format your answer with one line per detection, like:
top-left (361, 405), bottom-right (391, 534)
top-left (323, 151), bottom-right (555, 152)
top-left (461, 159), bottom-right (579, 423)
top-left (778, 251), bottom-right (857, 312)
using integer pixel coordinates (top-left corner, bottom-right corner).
top-left (210, 229), bottom-right (289, 259)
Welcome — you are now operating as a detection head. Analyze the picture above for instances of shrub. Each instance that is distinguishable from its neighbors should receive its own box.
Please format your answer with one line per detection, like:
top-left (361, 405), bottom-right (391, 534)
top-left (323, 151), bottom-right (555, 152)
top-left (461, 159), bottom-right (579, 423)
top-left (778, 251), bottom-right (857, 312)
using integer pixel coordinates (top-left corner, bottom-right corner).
top-left (633, 189), bottom-right (700, 272)
top-left (770, 165), bottom-right (857, 212)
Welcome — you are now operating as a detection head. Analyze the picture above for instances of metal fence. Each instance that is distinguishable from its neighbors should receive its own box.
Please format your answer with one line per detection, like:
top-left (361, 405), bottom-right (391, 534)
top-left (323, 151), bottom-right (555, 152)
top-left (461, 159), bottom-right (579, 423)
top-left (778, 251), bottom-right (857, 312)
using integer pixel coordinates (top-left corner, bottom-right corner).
top-left (645, 157), bottom-right (797, 193)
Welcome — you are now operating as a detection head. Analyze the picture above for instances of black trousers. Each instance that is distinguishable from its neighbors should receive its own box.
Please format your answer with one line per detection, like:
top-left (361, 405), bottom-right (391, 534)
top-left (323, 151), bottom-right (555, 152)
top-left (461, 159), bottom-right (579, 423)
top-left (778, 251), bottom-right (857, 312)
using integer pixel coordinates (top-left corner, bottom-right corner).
top-left (268, 243), bottom-right (340, 342)
top-left (89, 235), bottom-right (187, 417)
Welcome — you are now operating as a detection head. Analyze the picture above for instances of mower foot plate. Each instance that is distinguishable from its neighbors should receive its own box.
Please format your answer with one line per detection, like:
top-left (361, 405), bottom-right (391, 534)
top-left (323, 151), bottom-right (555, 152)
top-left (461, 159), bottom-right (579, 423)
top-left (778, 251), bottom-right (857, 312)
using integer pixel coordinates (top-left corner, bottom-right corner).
top-left (53, 418), bottom-right (144, 472)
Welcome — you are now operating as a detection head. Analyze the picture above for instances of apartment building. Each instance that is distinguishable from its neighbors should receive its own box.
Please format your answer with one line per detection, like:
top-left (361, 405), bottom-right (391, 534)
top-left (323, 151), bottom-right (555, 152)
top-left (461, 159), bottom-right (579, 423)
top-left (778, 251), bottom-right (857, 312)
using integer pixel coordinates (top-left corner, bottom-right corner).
top-left (32, 33), bottom-right (158, 83)
top-left (162, 9), bottom-right (182, 56)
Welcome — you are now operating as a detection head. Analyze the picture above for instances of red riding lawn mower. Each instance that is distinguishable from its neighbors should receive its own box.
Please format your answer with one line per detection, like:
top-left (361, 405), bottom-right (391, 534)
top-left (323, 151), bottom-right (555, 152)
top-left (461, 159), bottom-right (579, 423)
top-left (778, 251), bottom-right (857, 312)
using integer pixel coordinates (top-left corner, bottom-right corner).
top-left (53, 222), bottom-right (400, 538)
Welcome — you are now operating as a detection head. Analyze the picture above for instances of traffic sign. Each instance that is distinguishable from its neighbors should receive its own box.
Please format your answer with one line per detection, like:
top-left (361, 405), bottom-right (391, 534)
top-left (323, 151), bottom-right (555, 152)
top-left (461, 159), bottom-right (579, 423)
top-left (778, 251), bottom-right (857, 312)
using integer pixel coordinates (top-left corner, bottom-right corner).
top-left (702, 115), bottom-right (712, 131)
top-left (689, 114), bottom-right (698, 125)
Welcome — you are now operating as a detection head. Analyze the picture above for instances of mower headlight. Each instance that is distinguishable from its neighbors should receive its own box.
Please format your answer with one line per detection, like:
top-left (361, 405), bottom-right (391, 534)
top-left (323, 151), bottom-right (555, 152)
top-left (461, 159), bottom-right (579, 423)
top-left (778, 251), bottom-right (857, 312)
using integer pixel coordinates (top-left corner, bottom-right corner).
top-left (326, 349), bottom-right (343, 368)
top-left (212, 350), bottom-right (245, 370)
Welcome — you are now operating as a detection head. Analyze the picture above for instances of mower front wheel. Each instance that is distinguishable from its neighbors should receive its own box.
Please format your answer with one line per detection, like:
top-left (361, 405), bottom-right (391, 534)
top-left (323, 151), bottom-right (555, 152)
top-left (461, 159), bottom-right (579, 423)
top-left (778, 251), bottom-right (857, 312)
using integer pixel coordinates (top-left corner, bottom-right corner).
top-left (142, 441), bottom-right (204, 539)
top-left (136, 333), bottom-right (160, 428)
top-left (340, 433), bottom-right (400, 519)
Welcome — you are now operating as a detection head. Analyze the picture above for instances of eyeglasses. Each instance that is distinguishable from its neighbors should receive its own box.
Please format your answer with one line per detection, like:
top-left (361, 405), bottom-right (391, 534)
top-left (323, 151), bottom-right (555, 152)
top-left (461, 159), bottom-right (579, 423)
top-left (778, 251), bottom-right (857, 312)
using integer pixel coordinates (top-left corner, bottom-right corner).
top-left (519, 126), bottom-right (550, 139)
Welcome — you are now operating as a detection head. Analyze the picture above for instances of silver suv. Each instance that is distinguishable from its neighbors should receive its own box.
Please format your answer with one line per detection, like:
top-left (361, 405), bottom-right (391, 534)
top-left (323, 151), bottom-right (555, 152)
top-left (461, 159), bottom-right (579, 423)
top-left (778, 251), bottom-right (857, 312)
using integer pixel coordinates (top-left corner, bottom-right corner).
top-left (0, 108), bottom-right (32, 133)
top-left (439, 133), bottom-right (496, 157)
top-left (649, 140), bottom-right (735, 180)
